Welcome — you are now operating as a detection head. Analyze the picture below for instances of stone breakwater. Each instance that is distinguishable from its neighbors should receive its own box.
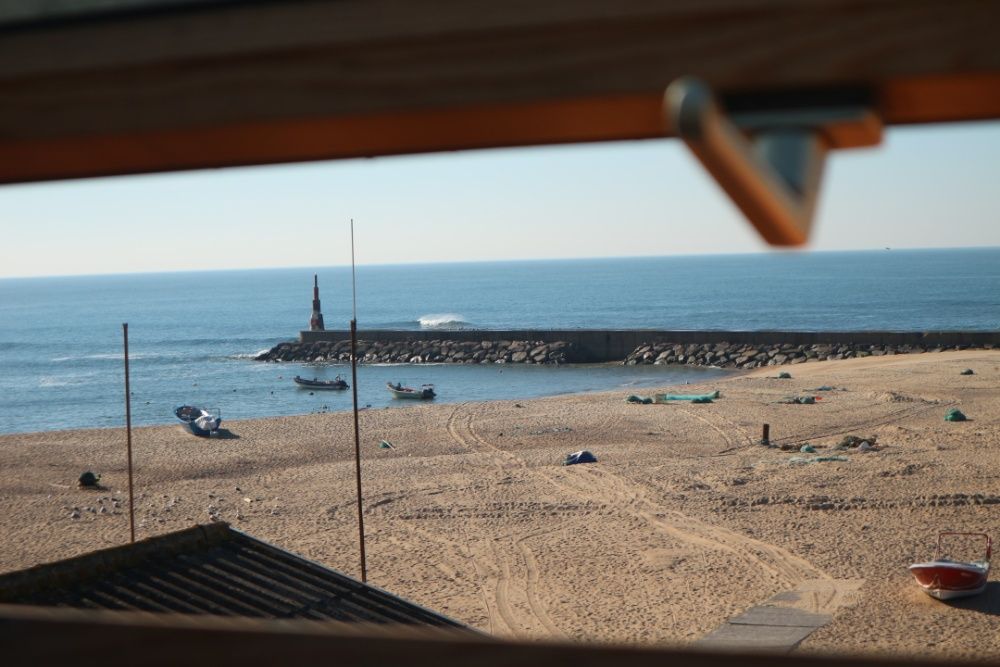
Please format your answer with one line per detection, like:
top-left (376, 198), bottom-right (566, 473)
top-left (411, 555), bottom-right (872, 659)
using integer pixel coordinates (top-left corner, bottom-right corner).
top-left (257, 337), bottom-right (994, 368)
top-left (256, 339), bottom-right (583, 365)
top-left (622, 340), bottom-right (994, 369)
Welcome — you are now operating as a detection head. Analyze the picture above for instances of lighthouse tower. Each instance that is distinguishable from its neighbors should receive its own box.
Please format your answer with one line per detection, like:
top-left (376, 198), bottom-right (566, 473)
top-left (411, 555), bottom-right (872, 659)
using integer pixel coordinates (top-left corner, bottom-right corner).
top-left (309, 274), bottom-right (326, 331)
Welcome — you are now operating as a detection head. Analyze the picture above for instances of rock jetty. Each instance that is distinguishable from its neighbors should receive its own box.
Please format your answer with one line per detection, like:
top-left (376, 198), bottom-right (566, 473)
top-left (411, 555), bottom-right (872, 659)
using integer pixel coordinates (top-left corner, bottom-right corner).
top-left (256, 339), bottom-right (582, 365)
top-left (256, 337), bottom-right (993, 368)
top-left (621, 341), bottom-right (991, 369)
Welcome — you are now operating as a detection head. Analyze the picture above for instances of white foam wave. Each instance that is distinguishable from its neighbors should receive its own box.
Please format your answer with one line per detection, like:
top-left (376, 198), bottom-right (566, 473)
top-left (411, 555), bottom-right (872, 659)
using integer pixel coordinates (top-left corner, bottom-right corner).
top-left (39, 377), bottom-right (71, 387)
top-left (53, 354), bottom-right (117, 362)
top-left (366, 362), bottom-right (445, 367)
top-left (418, 313), bottom-right (470, 329)
top-left (51, 354), bottom-right (117, 362)
top-left (229, 349), bottom-right (271, 360)
top-left (52, 352), bottom-right (177, 362)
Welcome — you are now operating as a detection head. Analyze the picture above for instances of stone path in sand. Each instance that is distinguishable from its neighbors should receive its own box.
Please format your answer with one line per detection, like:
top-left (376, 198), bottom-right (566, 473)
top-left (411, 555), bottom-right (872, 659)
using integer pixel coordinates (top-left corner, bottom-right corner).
top-left (698, 579), bottom-right (864, 652)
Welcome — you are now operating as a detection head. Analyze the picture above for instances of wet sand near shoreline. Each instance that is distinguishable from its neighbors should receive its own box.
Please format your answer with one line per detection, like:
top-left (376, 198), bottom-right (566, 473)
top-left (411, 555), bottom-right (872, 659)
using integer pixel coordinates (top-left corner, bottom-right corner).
top-left (1, 350), bottom-right (999, 659)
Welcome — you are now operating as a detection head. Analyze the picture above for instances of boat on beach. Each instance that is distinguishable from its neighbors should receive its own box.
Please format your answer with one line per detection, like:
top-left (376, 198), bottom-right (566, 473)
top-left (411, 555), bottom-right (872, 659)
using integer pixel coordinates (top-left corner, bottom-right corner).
top-left (294, 375), bottom-right (349, 390)
top-left (173, 405), bottom-right (222, 437)
top-left (386, 382), bottom-right (436, 400)
top-left (909, 532), bottom-right (991, 600)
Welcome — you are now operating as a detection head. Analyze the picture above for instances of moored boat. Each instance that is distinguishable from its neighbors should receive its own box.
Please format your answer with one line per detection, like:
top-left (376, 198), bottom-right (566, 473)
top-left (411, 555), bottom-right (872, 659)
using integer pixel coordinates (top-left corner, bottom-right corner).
top-left (174, 405), bottom-right (222, 437)
top-left (294, 375), bottom-right (349, 390)
top-left (909, 532), bottom-right (991, 600)
top-left (386, 382), bottom-right (436, 400)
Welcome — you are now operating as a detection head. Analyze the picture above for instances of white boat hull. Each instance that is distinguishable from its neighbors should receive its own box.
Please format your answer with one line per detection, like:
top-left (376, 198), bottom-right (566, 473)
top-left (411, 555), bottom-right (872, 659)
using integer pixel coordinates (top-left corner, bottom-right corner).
top-left (924, 582), bottom-right (988, 601)
top-left (909, 560), bottom-right (990, 600)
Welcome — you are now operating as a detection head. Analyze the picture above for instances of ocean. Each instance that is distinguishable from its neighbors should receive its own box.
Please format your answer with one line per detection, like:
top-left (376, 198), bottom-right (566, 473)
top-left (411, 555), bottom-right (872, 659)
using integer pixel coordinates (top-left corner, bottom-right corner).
top-left (1, 248), bottom-right (997, 435)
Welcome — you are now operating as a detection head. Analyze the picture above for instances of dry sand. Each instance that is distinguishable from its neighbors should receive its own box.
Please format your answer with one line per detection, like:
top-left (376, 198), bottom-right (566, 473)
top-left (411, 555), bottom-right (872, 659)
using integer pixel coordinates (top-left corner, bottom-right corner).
top-left (1, 350), bottom-right (999, 659)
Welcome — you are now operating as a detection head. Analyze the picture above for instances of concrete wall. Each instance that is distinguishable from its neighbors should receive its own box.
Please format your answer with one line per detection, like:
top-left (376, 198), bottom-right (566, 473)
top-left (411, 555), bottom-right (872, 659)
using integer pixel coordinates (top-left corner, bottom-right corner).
top-left (300, 330), bottom-right (1000, 363)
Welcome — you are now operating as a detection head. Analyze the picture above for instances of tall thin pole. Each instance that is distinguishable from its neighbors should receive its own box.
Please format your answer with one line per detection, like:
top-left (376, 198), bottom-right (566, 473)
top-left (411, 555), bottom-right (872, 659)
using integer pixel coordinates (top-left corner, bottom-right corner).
top-left (349, 219), bottom-right (367, 582)
top-left (123, 323), bottom-right (136, 544)
top-left (351, 220), bottom-right (358, 323)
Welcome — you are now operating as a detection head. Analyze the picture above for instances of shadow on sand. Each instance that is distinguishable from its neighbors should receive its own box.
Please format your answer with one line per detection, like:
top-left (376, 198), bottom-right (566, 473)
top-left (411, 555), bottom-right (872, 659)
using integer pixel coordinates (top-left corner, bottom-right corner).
top-left (947, 582), bottom-right (1000, 616)
top-left (212, 429), bottom-right (239, 440)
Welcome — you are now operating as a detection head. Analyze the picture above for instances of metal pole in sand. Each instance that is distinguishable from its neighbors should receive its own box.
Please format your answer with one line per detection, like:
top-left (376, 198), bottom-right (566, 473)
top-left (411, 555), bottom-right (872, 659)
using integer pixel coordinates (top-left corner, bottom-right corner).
top-left (123, 323), bottom-right (136, 543)
top-left (349, 219), bottom-right (368, 582)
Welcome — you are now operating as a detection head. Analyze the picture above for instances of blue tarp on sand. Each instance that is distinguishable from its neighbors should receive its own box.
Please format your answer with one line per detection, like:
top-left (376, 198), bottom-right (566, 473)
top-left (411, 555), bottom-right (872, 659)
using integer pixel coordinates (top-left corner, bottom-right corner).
top-left (656, 390), bottom-right (720, 403)
top-left (563, 450), bottom-right (597, 466)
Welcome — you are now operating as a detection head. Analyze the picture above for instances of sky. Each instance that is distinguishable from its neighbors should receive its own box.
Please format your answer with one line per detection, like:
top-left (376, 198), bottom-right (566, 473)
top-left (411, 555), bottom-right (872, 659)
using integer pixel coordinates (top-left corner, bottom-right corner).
top-left (1, 121), bottom-right (998, 279)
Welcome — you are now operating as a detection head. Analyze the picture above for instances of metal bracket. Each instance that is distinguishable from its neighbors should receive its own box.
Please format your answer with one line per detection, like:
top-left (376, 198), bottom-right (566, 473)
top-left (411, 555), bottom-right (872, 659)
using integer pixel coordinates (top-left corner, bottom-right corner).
top-left (665, 77), bottom-right (883, 246)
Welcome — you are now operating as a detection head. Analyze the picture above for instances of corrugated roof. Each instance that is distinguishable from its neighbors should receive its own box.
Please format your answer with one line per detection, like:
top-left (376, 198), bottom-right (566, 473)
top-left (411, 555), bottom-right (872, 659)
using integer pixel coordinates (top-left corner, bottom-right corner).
top-left (0, 523), bottom-right (466, 628)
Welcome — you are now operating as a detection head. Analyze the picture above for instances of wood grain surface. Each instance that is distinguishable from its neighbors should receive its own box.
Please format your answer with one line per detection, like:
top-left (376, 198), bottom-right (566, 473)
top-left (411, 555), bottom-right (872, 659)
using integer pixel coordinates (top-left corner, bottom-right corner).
top-left (0, 0), bottom-right (997, 184)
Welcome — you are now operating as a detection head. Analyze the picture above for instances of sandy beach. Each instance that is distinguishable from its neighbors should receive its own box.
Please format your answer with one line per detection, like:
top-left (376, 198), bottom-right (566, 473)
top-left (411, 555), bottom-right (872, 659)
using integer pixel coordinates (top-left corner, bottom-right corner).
top-left (1, 350), bottom-right (999, 659)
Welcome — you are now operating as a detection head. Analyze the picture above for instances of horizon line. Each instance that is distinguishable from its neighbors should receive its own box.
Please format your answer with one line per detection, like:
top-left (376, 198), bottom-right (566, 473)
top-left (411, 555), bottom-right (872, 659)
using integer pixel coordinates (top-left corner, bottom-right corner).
top-left (2, 244), bottom-right (998, 281)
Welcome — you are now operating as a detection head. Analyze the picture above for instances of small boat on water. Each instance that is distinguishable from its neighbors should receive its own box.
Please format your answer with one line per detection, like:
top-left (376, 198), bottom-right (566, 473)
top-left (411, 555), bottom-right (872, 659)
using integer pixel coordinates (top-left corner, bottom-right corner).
top-left (909, 532), bottom-right (991, 600)
top-left (174, 405), bottom-right (222, 437)
top-left (294, 375), bottom-right (349, 390)
top-left (386, 382), bottom-right (436, 400)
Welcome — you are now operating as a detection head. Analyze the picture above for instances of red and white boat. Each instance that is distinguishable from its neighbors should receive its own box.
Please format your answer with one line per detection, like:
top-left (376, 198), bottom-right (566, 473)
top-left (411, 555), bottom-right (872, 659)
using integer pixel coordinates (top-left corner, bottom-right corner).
top-left (909, 532), bottom-right (991, 600)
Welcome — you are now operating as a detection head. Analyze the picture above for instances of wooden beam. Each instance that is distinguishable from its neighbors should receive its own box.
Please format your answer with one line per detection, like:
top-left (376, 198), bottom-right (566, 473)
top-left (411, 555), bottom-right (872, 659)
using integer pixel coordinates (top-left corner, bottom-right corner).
top-left (0, 0), bottom-right (998, 184)
top-left (0, 604), bottom-right (990, 667)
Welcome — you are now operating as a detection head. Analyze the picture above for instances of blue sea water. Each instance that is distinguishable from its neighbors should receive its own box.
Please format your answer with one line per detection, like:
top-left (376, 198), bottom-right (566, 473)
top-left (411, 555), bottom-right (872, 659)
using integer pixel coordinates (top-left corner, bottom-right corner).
top-left (0, 248), bottom-right (997, 435)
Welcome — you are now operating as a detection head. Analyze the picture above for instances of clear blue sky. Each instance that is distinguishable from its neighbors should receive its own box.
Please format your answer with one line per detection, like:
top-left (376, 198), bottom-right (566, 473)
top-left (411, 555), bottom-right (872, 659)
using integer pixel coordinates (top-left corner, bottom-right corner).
top-left (1, 121), bottom-right (998, 278)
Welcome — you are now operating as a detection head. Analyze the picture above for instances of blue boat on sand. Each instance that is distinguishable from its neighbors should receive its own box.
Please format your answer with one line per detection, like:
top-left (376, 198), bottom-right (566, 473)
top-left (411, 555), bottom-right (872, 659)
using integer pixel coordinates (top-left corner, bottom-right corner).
top-left (174, 405), bottom-right (221, 437)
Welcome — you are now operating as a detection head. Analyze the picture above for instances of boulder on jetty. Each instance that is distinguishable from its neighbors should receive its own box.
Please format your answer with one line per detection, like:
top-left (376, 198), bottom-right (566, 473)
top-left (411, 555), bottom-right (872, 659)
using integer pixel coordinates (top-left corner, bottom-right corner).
top-left (255, 336), bottom-right (993, 368)
top-left (621, 340), bottom-right (979, 370)
top-left (255, 339), bottom-right (582, 365)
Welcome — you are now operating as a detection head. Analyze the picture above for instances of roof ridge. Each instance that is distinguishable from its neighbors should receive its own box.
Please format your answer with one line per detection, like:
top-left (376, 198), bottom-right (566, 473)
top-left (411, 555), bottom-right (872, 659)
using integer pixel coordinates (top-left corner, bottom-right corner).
top-left (0, 523), bottom-right (233, 600)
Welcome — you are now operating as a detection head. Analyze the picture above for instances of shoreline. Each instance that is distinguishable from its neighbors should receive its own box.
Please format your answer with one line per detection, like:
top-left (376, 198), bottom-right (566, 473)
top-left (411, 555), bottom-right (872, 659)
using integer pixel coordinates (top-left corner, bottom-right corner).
top-left (1, 360), bottom-right (734, 436)
top-left (1, 350), bottom-right (999, 658)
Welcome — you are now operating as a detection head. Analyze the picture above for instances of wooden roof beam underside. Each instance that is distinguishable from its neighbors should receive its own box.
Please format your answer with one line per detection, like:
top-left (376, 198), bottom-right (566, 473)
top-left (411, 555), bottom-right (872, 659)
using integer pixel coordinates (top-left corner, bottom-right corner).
top-left (1, 603), bottom-right (995, 667)
top-left (0, 0), bottom-right (998, 187)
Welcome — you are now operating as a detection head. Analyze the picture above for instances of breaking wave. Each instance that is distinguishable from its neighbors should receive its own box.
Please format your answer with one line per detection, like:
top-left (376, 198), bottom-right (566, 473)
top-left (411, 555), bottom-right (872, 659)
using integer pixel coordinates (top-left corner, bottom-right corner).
top-left (418, 314), bottom-right (472, 330)
top-left (50, 352), bottom-right (181, 362)
top-left (228, 349), bottom-right (272, 360)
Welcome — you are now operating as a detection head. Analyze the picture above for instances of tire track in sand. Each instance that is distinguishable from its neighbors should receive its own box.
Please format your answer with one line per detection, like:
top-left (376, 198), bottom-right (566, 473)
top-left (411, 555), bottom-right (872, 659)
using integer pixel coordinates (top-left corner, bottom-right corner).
top-left (454, 402), bottom-right (826, 586)
top-left (380, 511), bottom-right (500, 634)
top-left (573, 465), bottom-right (824, 584)
top-left (516, 535), bottom-right (567, 638)
top-left (670, 403), bottom-right (757, 455)
top-left (445, 401), bottom-right (829, 636)
top-left (445, 404), bottom-right (520, 634)
top-left (446, 403), bottom-right (570, 638)
top-left (506, 402), bottom-right (821, 584)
